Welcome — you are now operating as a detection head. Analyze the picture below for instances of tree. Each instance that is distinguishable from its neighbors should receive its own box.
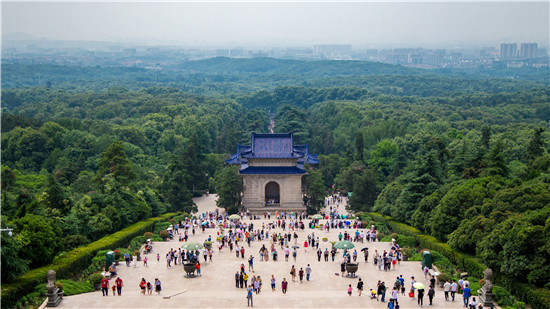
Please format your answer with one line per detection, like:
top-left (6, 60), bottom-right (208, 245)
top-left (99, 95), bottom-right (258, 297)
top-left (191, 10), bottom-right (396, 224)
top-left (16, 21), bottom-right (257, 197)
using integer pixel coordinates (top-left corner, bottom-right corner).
top-left (0, 226), bottom-right (30, 282)
top-left (355, 132), bottom-right (364, 162)
top-left (483, 139), bottom-right (509, 177)
top-left (162, 153), bottom-right (195, 213)
top-left (213, 165), bottom-right (243, 214)
top-left (302, 167), bottom-right (325, 214)
top-left (349, 168), bottom-right (379, 212)
top-left (368, 140), bottom-right (399, 178)
top-left (13, 214), bottom-right (62, 267)
top-left (95, 141), bottom-right (136, 188)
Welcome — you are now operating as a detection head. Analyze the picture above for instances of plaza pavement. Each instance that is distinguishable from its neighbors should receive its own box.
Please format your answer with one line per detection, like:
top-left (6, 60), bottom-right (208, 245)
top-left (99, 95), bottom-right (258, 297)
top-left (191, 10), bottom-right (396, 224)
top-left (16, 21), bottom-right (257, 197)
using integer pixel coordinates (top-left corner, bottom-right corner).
top-left (59, 195), bottom-right (472, 308)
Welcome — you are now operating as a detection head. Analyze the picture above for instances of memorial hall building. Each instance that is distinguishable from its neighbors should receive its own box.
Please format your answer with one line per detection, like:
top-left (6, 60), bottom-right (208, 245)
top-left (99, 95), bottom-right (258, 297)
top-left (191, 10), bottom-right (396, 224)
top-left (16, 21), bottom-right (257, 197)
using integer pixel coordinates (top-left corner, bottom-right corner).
top-left (226, 132), bottom-right (319, 214)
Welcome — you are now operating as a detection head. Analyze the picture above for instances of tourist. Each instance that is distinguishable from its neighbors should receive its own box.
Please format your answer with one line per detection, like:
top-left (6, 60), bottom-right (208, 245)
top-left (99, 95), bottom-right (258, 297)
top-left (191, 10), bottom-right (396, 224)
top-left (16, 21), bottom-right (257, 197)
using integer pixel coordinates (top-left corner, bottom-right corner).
top-left (399, 275), bottom-right (405, 296)
top-left (417, 287), bottom-right (425, 306)
top-left (298, 267), bottom-right (304, 282)
top-left (468, 297), bottom-right (477, 309)
top-left (444, 280), bottom-right (451, 301)
top-left (379, 281), bottom-right (387, 302)
top-left (132, 253), bottom-right (137, 268)
top-left (155, 278), bottom-right (161, 295)
top-left (254, 277), bottom-right (260, 294)
top-left (208, 249), bottom-right (213, 262)
top-left (305, 264), bottom-right (312, 281)
top-left (281, 278), bottom-right (288, 294)
top-left (292, 248), bottom-right (297, 262)
top-left (101, 276), bottom-right (109, 296)
top-left (147, 281), bottom-right (153, 295)
top-left (247, 285), bottom-right (254, 307)
top-left (143, 256), bottom-right (148, 267)
top-left (124, 251), bottom-right (130, 266)
top-left (428, 285), bottom-right (435, 306)
top-left (363, 248), bottom-right (369, 262)
top-left (317, 249), bottom-right (322, 262)
top-left (390, 286), bottom-right (398, 304)
top-left (324, 248), bottom-right (329, 261)
top-left (284, 246), bottom-right (290, 262)
top-left (249, 255), bottom-right (254, 272)
top-left (271, 275), bottom-right (276, 291)
top-left (357, 278), bottom-right (364, 296)
top-left (115, 277), bottom-right (123, 296)
top-left (243, 272), bottom-right (249, 287)
top-left (370, 289), bottom-right (377, 299)
top-left (235, 272), bottom-right (240, 288)
top-left (196, 261), bottom-right (201, 276)
top-left (424, 265), bottom-right (429, 279)
top-left (451, 280), bottom-right (458, 301)
top-left (463, 284), bottom-right (472, 307)
top-left (239, 272), bottom-right (244, 288)
top-left (348, 284), bottom-right (353, 296)
top-left (139, 278), bottom-right (146, 295)
top-left (290, 265), bottom-right (296, 282)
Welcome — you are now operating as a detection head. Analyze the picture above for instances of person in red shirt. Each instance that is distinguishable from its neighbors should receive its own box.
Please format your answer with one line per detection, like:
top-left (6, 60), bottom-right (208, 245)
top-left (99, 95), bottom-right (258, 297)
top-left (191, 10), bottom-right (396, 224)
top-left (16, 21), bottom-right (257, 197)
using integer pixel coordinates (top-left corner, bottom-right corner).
top-left (115, 277), bottom-right (123, 296)
top-left (101, 277), bottom-right (109, 296)
top-left (139, 278), bottom-right (146, 295)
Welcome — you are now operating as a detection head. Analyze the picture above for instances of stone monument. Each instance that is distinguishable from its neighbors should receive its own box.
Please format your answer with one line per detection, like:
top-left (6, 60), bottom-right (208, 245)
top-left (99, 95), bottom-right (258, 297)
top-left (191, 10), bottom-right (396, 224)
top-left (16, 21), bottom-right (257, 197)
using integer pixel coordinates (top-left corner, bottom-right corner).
top-left (226, 132), bottom-right (319, 214)
top-left (478, 268), bottom-right (495, 307)
top-left (45, 270), bottom-right (62, 307)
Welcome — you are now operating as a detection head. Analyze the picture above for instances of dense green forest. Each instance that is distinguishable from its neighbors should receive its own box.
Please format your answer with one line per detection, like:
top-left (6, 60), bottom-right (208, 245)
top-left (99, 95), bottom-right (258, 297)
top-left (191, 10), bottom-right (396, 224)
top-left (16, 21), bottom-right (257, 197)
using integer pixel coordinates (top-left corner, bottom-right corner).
top-left (1, 58), bottom-right (549, 304)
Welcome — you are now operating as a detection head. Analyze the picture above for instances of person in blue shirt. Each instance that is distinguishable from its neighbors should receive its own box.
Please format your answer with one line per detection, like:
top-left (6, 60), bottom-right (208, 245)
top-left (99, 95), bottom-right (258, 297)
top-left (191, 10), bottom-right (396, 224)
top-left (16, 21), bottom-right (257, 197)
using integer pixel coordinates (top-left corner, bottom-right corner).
top-left (463, 284), bottom-right (471, 307)
top-left (247, 285), bottom-right (254, 307)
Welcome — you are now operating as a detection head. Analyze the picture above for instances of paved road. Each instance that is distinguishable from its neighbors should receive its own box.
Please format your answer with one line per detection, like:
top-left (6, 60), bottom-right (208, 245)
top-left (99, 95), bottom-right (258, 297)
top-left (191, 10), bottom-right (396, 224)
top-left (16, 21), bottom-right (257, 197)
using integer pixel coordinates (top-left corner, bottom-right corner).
top-left (58, 195), bottom-right (471, 308)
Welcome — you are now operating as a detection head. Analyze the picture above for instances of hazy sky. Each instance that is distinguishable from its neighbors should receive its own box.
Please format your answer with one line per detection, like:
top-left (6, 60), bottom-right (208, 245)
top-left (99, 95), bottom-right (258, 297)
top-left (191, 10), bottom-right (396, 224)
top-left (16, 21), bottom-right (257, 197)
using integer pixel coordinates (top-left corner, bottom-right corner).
top-left (2, 1), bottom-right (549, 48)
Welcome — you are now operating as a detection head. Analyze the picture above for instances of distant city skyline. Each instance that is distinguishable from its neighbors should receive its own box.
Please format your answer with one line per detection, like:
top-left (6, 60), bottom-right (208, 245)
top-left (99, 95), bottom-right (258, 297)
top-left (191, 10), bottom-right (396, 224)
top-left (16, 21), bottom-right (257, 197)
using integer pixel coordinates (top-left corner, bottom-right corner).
top-left (2, 1), bottom-right (549, 49)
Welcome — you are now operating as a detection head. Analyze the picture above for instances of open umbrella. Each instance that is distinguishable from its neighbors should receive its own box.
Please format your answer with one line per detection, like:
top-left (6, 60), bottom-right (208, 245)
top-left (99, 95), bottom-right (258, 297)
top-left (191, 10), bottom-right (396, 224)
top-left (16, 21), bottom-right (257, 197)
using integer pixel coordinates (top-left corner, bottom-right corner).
top-left (345, 220), bottom-right (350, 225)
top-left (201, 222), bottom-right (207, 225)
top-left (360, 247), bottom-right (369, 252)
top-left (229, 214), bottom-right (241, 220)
top-left (334, 241), bottom-right (355, 250)
top-left (182, 242), bottom-right (203, 251)
top-left (312, 214), bottom-right (324, 220)
top-left (292, 245), bottom-right (300, 249)
top-left (413, 282), bottom-right (425, 290)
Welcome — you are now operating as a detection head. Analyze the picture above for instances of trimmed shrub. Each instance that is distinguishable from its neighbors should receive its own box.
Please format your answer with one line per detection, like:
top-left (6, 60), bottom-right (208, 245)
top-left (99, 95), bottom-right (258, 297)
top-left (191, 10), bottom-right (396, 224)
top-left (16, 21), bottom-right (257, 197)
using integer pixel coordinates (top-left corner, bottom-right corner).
top-left (437, 273), bottom-right (451, 283)
top-left (1, 212), bottom-right (176, 308)
top-left (159, 230), bottom-right (169, 240)
top-left (113, 250), bottom-right (121, 260)
top-left (397, 235), bottom-right (416, 248)
top-left (389, 233), bottom-right (399, 240)
top-left (376, 233), bottom-right (385, 241)
top-left (88, 272), bottom-right (104, 285)
top-left (143, 232), bottom-right (154, 239)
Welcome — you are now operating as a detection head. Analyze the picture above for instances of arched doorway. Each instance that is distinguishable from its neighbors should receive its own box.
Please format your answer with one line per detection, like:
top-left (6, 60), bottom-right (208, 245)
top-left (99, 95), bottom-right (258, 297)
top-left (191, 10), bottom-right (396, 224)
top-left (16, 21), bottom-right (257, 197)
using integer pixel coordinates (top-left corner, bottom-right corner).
top-left (265, 181), bottom-right (280, 206)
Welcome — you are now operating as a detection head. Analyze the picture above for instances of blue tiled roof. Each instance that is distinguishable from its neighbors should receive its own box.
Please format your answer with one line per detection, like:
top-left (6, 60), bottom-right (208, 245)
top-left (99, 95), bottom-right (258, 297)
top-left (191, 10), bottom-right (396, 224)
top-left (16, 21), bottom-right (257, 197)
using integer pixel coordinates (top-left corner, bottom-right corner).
top-left (226, 132), bottom-right (319, 167)
top-left (239, 166), bottom-right (306, 175)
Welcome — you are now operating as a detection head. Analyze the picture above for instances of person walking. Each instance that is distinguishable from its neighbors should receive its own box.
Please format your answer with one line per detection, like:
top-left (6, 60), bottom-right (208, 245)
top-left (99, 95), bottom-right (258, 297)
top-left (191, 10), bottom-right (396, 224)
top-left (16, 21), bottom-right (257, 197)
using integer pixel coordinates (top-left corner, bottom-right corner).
top-left (298, 268), bottom-right (304, 283)
top-left (235, 272), bottom-right (240, 288)
top-left (348, 284), bottom-right (353, 296)
top-left (249, 255), bottom-right (254, 272)
top-left (305, 264), bottom-right (312, 281)
top-left (324, 248), bottom-right (329, 262)
top-left (444, 280), bottom-right (451, 301)
top-left (244, 272), bottom-right (249, 288)
top-left (271, 275), bottom-right (276, 291)
top-left (451, 280), bottom-right (458, 301)
top-left (196, 261), bottom-right (201, 276)
top-left (380, 281), bottom-right (387, 302)
top-left (247, 285), bottom-right (254, 307)
top-left (357, 278), bottom-right (364, 296)
top-left (290, 265), bottom-right (296, 282)
top-left (115, 277), bottom-right (123, 296)
top-left (292, 248), bottom-right (297, 262)
top-left (139, 278), bottom-right (146, 295)
top-left (418, 288), bottom-right (425, 306)
top-left (155, 278), bottom-right (162, 295)
top-left (101, 276), bottom-right (109, 296)
top-left (463, 284), bottom-right (472, 307)
top-left (281, 278), bottom-right (288, 294)
top-left (317, 249), bottom-right (322, 262)
top-left (428, 285), bottom-right (435, 306)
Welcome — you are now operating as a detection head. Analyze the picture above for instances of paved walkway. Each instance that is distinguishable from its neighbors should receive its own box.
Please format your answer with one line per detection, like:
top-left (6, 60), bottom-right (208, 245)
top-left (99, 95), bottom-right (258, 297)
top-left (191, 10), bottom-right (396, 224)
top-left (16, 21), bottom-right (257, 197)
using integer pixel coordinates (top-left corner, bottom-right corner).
top-left (59, 195), bottom-right (471, 308)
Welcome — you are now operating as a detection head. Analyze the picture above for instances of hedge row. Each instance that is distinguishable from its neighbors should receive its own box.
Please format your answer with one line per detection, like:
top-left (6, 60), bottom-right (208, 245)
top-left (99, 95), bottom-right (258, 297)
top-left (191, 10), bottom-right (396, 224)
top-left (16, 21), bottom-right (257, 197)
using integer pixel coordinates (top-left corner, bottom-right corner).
top-left (364, 212), bottom-right (486, 278)
top-left (364, 212), bottom-right (550, 309)
top-left (1, 212), bottom-right (176, 309)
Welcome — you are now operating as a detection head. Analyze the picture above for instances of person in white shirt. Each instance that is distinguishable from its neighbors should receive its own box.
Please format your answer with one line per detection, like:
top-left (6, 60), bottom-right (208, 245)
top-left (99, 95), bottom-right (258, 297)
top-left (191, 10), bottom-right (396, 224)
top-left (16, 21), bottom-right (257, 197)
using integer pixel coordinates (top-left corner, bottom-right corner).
top-left (468, 297), bottom-right (477, 309)
top-left (451, 280), bottom-right (458, 301)
top-left (443, 280), bottom-right (451, 301)
top-left (458, 278), bottom-right (464, 294)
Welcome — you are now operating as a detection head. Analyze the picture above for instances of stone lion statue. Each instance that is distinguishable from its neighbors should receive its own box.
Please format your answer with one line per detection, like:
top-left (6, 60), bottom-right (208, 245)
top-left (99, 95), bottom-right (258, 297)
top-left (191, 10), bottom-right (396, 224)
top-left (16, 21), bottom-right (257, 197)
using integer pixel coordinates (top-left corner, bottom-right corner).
top-left (46, 270), bottom-right (57, 294)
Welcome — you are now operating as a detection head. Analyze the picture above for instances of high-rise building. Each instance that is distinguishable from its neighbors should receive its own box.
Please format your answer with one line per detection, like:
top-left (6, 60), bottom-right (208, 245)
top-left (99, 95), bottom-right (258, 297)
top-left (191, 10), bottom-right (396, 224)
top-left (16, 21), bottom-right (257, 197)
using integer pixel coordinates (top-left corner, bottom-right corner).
top-left (500, 43), bottom-right (517, 59)
top-left (520, 43), bottom-right (538, 58)
top-left (313, 44), bottom-right (352, 55)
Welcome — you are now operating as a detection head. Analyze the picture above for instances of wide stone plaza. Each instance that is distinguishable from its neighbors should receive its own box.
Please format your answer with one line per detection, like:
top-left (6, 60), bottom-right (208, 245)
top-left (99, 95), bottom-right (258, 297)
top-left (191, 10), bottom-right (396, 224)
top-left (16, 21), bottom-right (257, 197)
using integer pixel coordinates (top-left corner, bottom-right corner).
top-left (58, 195), bottom-right (475, 308)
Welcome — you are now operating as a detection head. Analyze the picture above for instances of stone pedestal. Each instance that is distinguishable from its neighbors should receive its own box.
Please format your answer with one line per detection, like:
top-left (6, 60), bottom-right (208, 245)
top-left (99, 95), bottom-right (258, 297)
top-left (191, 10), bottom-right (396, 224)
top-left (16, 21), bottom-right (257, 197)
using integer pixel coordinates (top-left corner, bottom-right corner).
top-left (478, 290), bottom-right (494, 307)
top-left (46, 287), bottom-right (62, 307)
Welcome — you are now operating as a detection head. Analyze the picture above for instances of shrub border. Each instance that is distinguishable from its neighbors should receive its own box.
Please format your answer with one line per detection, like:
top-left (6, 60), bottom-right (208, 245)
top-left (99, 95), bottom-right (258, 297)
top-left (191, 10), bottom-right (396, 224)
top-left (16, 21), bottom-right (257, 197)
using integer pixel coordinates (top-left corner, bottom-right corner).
top-left (1, 213), bottom-right (176, 309)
